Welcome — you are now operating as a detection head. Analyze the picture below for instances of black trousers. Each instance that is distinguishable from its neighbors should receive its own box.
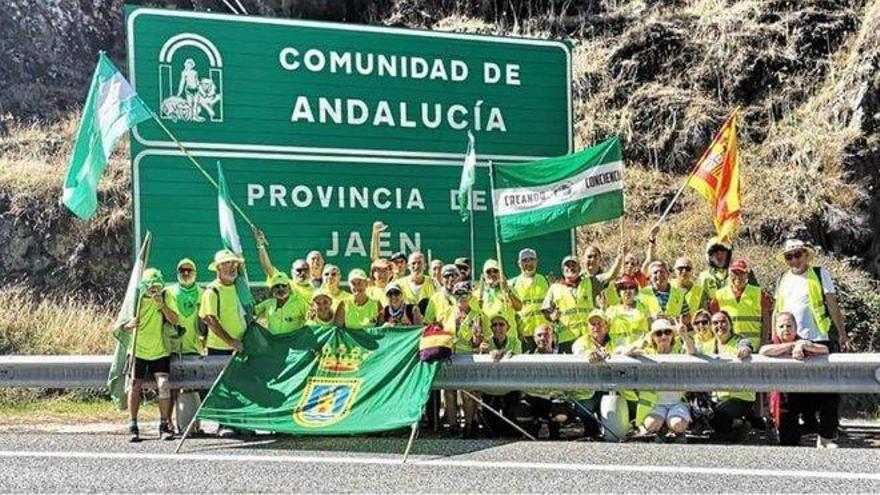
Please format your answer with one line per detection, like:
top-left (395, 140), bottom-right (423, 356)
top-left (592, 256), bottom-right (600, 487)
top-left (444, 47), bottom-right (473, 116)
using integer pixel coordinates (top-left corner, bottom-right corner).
top-left (778, 392), bottom-right (840, 446)
top-left (711, 398), bottom-right (753, 433)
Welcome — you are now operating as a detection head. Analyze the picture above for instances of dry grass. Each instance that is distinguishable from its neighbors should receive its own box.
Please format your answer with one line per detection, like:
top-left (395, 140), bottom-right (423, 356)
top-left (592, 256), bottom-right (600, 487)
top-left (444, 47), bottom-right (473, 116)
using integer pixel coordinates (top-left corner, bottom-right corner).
top-left (0, 286), bottom-right (115, 355)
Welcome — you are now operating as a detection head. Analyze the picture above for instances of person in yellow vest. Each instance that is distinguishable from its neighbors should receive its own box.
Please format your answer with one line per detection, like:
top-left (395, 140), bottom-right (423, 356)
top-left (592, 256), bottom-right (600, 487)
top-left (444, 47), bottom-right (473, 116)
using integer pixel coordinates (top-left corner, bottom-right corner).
top-left (124, 268), bottom-right (179, 441)
top-left (430, 259), bottom-right (444, 290)
top-left (581, 245), bottom-right (625, 308)
top-left (164, 258), bottom-right (205, 437)
top-left (697, 237), bottom-right (733, 300)
top-left (542, 255), bottom-right (604, 353)
top-left (710, 259), bottom-right (771, 348)
top-left (454, 257), bottom-right (472, 283)
top-left (254, 272), bottom-right (308, 335)
top-left (478, 313), bottom-right (523, 437)
top-left (199, 249), bottom-right (247, 356)
top-left (424, 264), bottom-right (460, 324)
top-left (773, 239), bottom-right (848, 350)
top-left (510, 248), bottom-right (549, 352)
top-left (335, 269), bottom-right (383, 330)
top-left (640, 261), bottom-right (690, 322)
top-left (476, 259), bottom-right (522, 345)
top-left (441, 281), bottom-right (487, 436)
top-left (570, 310), bottom-right (618, 439)
top-left (690, 309), bottom-right (715, 355)
top-left (319, 264), bottom-right (351, 312)
top-left (627, 317), bottom-right (696, 443)
top-left (606, 274), bottom-right (651, 349)
top-left (707, 310), bottom-right (755, 443)
top-left (671, 257), bottom-right (707, 314)
top-left (389, 251), bottom-right (408, 281)
top-left (307, 291), bottom-right (336, 326)
top-left (399, 251), bottom-right (434, 314)
top-left (366, 259), bottom-right (392, 306)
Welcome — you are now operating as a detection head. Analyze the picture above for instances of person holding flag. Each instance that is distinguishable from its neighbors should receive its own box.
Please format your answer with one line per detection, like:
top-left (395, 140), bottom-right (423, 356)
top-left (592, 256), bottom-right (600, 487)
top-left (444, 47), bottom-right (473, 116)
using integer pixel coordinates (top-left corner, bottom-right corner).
top-left (509, 248), bottom-right (549, 352)
top-left (124, 268), bottom-right (179, 441)
top-left (199, 250), bottom-right (248, 355)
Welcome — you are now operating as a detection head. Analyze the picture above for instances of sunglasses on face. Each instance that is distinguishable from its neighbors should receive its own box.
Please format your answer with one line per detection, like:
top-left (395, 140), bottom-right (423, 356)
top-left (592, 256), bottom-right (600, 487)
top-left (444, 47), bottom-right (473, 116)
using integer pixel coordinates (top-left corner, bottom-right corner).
top-left (486, 269), bottom-right (500, 276)
top-left (294, 268), bottom-right (309, 273)
top-left (454, 293), bottom-right (470, 300)
top-left (693, 319), bottom-right (710, 326)
top-left (387, 290), bottom-right (402, 297)
top-left (784, 251), bottom-right (804, 261)
top-left (325, 272), bottom-right (339, 277)
top-left (675, 266), bottom-right (692, 272)
top-left (178, 268), bottom-right (193, 274)
top-left (653, 329), bottom-right (673, 337)
top-left (491, 322), bottom-right (507, 328)
top-left (443, 273), bottom-right (457, 279)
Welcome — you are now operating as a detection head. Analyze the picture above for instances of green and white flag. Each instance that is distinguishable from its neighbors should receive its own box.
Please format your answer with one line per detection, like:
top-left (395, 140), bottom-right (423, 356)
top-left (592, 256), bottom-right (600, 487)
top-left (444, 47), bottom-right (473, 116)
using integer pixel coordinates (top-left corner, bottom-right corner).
top-left (492, 136), bottom-right (624, 242)
top-left (107, 232), bottom-right (152, 409)
top-left (61, 52), bottom-right (151, 219)
top-left (457, 131), bottom-right (477, 221)
top-left (216, 161), bottom-right (255, 314)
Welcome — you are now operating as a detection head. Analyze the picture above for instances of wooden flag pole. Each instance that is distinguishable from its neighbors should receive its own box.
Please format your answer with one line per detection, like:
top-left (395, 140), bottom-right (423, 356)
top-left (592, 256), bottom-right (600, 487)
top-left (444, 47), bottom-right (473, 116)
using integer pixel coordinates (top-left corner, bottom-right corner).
top-left (400, 422), bottom-right (420, 464)
top-left (487, 160), bottom-right (504, 273)
top-left (125, 231), bottom-right (153, 441)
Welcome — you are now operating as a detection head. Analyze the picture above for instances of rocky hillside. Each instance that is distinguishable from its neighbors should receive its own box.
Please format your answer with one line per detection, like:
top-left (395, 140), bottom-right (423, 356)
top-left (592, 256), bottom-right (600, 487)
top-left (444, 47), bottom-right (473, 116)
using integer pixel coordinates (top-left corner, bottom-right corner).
top-left (1, 0), bottom-right (879, 353)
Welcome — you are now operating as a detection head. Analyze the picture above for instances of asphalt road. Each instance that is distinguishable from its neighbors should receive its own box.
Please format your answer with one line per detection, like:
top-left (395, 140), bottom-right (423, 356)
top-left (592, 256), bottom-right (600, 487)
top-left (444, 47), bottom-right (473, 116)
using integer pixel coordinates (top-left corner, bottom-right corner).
top-left (0, 428), bottom-right (878, 493)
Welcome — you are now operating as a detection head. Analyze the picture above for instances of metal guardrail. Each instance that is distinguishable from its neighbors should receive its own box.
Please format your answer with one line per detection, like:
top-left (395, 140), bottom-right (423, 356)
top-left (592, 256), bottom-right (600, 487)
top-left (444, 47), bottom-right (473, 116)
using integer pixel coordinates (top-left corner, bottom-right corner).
top-left (1, 354), bottom-right (879, 393)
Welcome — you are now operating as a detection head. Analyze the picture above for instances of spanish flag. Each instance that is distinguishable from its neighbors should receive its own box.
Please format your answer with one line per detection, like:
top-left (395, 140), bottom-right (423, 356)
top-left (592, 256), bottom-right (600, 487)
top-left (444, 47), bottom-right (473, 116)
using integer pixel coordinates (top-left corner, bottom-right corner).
top-left (686, 109), bottom-right (741, 241)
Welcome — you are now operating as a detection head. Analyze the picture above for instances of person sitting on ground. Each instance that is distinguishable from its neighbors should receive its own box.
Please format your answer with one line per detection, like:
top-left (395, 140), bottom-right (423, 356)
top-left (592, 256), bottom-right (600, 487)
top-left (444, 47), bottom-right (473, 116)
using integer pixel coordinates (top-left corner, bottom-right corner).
top-left (479, 313), bottom-right (522, 438)
top-left (382, 282), bottom-right (423, 326)
top-left (542, 255), bottom-right (605, 353)
top-left (254, 271), bottom-right (308, 335)
top-left (125, 268), bottom-right (179, 441)
top-left (628, 317), bottom-right (696, 443)
top-left (509, 248), bottom-right (549, 353)
top-left (570, 311), bottom-right (618, 440)
top-left (319, 264), bottom-right (351, 312)
top-left (424, 264), bottom-right (460, 324)
top-left (399, 251), bottom-right (434, 314)
top-left (441, 281), bottom-right (487, 437)
top-left (306, 291), bottom-right (336, 326)
top-left (707, 310), bottom-right (755, 443)
top-left (760, 312), bottom-right (834, 448)
top-left (516, 324), bottom-right (573, 440)
top-left (335, 269), bottom-right (383, 330)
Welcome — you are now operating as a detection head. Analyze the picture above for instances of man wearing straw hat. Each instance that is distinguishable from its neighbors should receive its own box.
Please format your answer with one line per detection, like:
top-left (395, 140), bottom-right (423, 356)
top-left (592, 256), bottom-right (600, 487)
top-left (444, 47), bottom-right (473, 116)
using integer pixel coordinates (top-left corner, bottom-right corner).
top-left (773, 239), bottom-right (847, 448)
top-left (199, 249), bottom-right (248, 355)
top-left (773, 239), bottom-right (847, 350)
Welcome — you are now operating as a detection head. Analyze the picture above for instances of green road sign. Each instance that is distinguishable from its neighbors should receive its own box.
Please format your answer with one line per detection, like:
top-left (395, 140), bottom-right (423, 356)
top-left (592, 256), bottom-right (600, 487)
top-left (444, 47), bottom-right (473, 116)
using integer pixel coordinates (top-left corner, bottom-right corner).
top-left (127, 7), bottom-right (574, 280)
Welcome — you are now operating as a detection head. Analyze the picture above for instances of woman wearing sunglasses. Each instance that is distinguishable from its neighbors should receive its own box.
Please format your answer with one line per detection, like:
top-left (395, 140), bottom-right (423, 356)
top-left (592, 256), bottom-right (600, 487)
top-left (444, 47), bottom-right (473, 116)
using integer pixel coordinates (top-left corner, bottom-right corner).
top-left (690, 309), bottom-right (715, 355)
top-left (707, 310), bottom-right (755, 443)
top-left (441, 281), bottom-right (488, 437)
top-left (381, 282), bottom-right (423, 326)
top-left (628, 317), bottom-right (696, 443)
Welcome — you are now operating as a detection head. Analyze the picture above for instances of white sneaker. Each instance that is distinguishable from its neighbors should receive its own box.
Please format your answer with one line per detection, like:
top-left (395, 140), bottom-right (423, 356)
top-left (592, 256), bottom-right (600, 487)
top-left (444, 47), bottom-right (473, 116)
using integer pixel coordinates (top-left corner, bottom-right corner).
top-left (817, 436), bottom-right (839, 448)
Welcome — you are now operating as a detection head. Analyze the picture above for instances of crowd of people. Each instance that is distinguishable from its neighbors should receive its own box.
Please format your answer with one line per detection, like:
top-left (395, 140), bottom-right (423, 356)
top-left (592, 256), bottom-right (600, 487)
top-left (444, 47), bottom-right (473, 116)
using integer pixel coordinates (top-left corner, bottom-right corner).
top-left (123, 221), bottom-right (849, 448)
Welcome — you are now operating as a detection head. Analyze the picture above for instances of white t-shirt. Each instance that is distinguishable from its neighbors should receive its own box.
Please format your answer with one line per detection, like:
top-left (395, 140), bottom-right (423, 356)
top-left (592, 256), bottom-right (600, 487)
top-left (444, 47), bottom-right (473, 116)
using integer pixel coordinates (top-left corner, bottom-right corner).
top-left (776, 267), bottom-right (835, 340)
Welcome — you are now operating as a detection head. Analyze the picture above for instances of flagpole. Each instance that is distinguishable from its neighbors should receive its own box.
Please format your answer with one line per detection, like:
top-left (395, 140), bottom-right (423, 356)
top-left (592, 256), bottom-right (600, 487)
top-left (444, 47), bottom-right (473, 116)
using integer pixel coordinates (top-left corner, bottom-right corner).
top-left (469, 193), bottom-right (476, 273)
top-left (174, 350), bottom-right (237, 454)
top-left (487, 160), bottom-right (503, 273)
top-left (400, 422), bottom-right (419, 464)
top-left (146, 112), bottom-right (260, 233)
top-left (650, 107), bottom-right (740, 231)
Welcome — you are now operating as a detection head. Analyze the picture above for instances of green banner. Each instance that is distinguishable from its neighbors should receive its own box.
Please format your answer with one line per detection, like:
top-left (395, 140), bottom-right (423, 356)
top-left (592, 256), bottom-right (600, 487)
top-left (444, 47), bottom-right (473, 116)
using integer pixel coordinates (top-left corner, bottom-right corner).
top-left (197, 325), bottom-right (437, 435)
top-left (492, 136), bottom-right (624, 242)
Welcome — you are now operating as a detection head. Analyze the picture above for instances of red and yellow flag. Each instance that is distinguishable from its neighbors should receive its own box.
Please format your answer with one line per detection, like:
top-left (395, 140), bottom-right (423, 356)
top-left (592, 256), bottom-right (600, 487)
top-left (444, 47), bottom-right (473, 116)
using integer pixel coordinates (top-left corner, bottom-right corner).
top-left (686, 110), bottom-right (741, 241)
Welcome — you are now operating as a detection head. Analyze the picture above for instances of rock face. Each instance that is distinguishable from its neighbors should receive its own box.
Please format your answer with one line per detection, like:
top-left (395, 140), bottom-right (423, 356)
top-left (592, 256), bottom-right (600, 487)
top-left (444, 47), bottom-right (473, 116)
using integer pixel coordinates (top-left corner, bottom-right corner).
top-left (1, 0), bottom-right (879, 292)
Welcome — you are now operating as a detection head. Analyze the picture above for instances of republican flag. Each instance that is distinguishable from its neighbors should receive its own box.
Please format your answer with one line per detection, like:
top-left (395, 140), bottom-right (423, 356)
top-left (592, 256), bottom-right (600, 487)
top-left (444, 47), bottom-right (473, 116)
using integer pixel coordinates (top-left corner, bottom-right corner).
top-left (61, 52), bottom-right (152, 219)
top-left (686, 110), bottom-right (742, 240)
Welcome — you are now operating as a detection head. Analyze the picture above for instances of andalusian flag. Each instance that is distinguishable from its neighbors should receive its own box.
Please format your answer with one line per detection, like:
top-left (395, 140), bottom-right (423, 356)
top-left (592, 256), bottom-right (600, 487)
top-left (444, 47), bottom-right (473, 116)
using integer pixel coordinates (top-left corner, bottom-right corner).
top-left (197, 325), bottom-right (438, 434)
top-left (61, 52), bottom-right (151, 219)
top-left (686, 110), bottom-right (742, 240)
top-left (491, 136), bottom-right (624, 242)
top-left (457, 131), bottom-right (477, 221)
top-left (216, 162), bottom-right (255, 314)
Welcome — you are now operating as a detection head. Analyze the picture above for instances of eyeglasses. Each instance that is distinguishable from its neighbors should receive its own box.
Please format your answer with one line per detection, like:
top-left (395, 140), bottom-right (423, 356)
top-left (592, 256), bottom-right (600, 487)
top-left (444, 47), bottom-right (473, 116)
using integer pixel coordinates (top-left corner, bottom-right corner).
top-left (294, 268), bottom-right (309, 273)
top-left (325, 272), bottom-right (339, 277)
top-left (272, 285), bottom-right (288, 292)
top-left (443, 273), bottom-right (458, 279)
top-left (652, 329), bottom-right (673, 337)
top-left (491, 322), bottom-right (507, 328)
top-left (784, 251), bottom-right (804, 261)
top-left (178, 268), bottom-right (193, 274)
top-left (711, 320), bottom-right (728, 326)
top-left (693, 319), bottom-right (710, 326)
top-left (486, 269), bottom-right (500, 275)
top-left (454, 293), bottom-right (470, 299)
top-left (387, 290), bottom-right (402, 297)
top-left (675, 266), bottom-right (692, 272)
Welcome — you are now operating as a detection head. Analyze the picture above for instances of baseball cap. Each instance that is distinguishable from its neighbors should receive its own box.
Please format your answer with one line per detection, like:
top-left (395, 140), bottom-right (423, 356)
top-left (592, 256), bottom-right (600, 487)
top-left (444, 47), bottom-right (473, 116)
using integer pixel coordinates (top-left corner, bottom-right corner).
top-left (518, 248), bottom-right (537, 261)
top-left (390, 251), bottom-right (406, 262)
top-left (441, 264), bottom-right (460, 276)
top-left (650, 318), bottom-right (676, 333)
top-left (561, 255), bottom-right (579, 267)
top-left (347, 268), bottom-right (368, 283)
top-left (385, 282), bottom-right (402, 295)
top-left (454, 257), bottom-right (471, 268)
